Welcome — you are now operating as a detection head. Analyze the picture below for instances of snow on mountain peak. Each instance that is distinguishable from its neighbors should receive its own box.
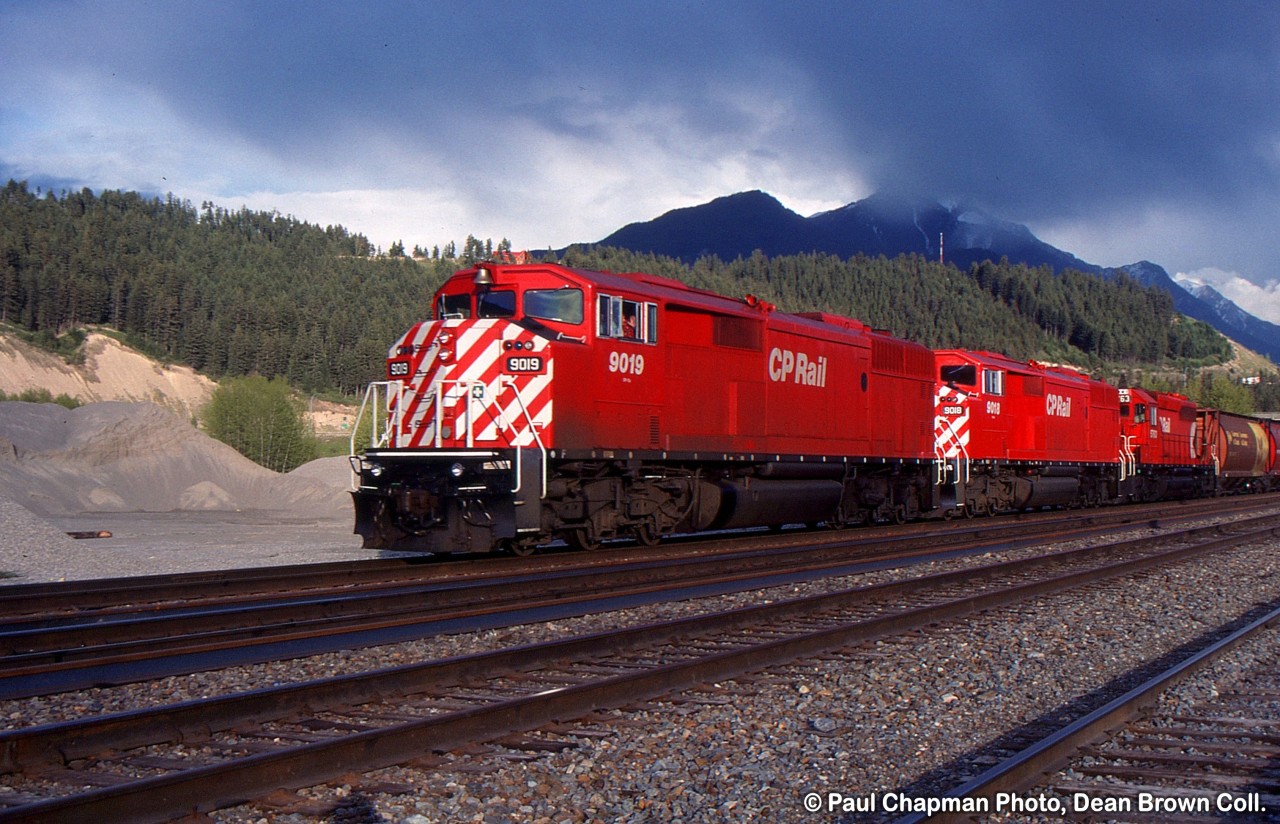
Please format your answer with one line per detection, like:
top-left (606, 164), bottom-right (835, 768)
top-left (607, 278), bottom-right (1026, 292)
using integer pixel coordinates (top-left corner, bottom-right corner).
top-left (1176, 268), bottom-right (1280, 325)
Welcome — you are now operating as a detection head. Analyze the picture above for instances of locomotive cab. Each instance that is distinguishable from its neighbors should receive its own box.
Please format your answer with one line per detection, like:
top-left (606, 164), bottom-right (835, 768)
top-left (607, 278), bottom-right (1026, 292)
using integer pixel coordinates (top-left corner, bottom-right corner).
top-left (352, 261), bottom-right (670, 554)
top-left (352, 262), bottom-right (588, 553)
top-left (1117, 388), bottom-right (1206, 500)
top-left (432, 263), bottom-right (589, 341)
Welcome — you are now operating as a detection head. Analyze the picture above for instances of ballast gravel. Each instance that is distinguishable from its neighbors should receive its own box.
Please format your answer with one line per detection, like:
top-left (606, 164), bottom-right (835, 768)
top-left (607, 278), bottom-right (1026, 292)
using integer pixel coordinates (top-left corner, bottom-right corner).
top-left (2, 504), bottom-right (1280, 823)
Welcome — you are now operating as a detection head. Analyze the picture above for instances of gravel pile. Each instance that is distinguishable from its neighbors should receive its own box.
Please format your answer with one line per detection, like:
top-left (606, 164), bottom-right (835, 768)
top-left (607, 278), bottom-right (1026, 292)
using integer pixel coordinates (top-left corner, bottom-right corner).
top-left (0, 494), bottom-right (88, 582)
top-left (0, 401), bottom-right (351, 518)
top-left (1, 507), bottom-right (1278, 823)
top-left (0, 400), bottom-right (388, 583)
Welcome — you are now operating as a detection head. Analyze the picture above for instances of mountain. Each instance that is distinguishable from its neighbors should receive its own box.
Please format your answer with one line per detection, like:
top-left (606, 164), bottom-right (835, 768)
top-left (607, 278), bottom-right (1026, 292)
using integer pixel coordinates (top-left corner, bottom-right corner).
top-left (807, 193), bottom-right (1101, 274)
top-left (599, 190), bottom-right (817, 261)
top-left (598, 190), bottom-right (1099, 272)
top-left (594, 191), bottom-right (1280, 363)
top-left (1101, 260), bottom-right (1280, 362)
top-left (1177, 279), bottom-right (1280, 362)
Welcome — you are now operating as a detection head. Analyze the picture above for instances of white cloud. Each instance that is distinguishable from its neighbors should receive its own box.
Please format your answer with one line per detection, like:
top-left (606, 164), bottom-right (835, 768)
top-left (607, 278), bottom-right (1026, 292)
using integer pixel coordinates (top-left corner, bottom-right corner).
top-left (0, 33), bottom-right (850, 257)
top-left (227, 91), bottom-right (868, 254)
top-left (1175, 267), bottom-right (1280, 326)
top-left (0, 69), bottom-right (293, 197)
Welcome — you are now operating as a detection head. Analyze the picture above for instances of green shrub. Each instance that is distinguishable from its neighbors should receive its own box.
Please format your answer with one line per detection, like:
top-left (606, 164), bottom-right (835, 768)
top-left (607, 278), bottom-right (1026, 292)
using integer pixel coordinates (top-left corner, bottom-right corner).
top-left (202, 375), bottom-right (317, 472)
top-left (0, 388), bottom-right (81, 408)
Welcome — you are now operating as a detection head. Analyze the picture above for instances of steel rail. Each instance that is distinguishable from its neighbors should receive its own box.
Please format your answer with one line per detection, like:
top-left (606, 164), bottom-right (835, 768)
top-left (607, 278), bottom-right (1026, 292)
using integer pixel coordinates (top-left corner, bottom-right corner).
top-left (2, 518), bottom-right (1277, 822)
top-left (894, 601), bottom-right (1280, 824)
top-left (4, 509), bottom-right (1279, 702)
top-left (1, 494), bottom-right (1270, 620)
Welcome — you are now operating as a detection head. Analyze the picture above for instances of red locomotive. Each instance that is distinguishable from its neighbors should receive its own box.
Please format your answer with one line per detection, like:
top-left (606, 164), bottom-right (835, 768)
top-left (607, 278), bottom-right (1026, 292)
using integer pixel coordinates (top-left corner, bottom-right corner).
top-left (352, 260), bottom-right (937, 553)
top-left (1117, 388), bottom-right (1213, 500)
top-left (351, 261), bottom-right (1277, 553)
top-left (933, 350), bottom-right (1122, 513)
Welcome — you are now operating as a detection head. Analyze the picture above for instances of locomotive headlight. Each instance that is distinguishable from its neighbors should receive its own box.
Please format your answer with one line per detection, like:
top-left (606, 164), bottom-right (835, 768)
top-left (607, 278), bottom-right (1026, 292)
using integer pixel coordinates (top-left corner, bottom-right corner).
top-left (450, 462), bottom-right (466, 479)
top-left (367, 463), bottom-right (385, 478)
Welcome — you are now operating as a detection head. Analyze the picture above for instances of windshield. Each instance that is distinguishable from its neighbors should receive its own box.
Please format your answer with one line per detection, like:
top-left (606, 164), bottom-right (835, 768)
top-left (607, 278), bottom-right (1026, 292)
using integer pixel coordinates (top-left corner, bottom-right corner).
top-left (435, 293), bottom-right (472, 319)
top-left (940, 364), bottom-right (976, 386)
top-left (525, 288), bottom-right (584, 324)
top-left (478, 290), bottom-right (516, 318)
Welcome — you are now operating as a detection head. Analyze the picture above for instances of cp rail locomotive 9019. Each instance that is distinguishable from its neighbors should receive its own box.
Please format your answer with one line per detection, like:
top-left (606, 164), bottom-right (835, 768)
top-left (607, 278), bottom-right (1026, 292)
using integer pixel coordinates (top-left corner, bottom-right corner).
top-left (350, 261), bottom-right (1279, 554)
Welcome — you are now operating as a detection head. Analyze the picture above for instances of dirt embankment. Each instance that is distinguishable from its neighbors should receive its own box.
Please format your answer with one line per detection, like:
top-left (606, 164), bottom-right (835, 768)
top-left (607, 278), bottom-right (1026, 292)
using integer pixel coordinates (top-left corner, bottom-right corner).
top-left (0, 332), bottom-right (215, 420)
top-left (0, 331), bottom-right (359, 435)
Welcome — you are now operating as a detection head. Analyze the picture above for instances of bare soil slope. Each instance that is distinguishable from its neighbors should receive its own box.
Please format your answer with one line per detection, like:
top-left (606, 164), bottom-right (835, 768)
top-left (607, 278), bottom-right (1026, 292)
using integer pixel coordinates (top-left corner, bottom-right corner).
top-left (0, 332), bottom-right (215, 419)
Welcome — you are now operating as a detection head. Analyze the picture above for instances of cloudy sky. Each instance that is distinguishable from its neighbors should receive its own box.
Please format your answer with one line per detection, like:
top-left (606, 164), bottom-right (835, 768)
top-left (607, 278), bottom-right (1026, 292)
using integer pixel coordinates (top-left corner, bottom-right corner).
top-left (4, 1), bottom-right (1280, 320)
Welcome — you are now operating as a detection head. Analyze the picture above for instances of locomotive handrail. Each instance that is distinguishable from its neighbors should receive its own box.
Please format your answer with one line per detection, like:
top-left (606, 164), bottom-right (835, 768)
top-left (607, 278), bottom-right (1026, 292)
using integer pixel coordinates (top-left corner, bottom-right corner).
top-left (933, 417), bottom-right (971, 486)
top-left (349, 381), bottom-right (403, 490)
top-left (432, 379), bottom-right (481, 448)
top-left (501, 376), bottom-right (548, 499)
top-left (427, 376), bottom-right (547, 499)
top-left (1118, 435), bottom-right (1136, 481)
top-left (350, 381), bottom-right (401, 455)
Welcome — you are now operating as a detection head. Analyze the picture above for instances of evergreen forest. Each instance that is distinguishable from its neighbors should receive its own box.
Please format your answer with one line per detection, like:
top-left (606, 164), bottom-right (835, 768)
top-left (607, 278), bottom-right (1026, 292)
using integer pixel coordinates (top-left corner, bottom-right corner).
top-left (0, 181), bottom-right (1256, 408)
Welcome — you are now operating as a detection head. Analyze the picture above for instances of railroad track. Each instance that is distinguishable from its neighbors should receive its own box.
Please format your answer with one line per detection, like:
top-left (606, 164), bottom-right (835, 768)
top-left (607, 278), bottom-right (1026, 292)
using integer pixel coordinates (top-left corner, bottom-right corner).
top-left (1, 497), bottom-right (1276, 699)
top-left (896, 596), bottom-right (1280, 823)
top-left (5, 495), bottom-right (1272, 618)
top-left (2, 508), bottom-right (1278, 822)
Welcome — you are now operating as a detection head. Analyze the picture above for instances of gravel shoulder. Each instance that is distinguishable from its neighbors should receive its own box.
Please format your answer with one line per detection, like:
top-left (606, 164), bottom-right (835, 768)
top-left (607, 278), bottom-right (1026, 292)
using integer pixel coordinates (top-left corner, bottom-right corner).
top-left (0, 492), bottom-right (400, 584)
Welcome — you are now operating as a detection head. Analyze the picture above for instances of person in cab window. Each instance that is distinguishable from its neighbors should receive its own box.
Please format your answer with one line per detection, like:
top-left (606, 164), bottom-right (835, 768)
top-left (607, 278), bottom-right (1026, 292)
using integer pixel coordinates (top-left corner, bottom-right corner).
top-left (622, 311), bottom-right (637, 339)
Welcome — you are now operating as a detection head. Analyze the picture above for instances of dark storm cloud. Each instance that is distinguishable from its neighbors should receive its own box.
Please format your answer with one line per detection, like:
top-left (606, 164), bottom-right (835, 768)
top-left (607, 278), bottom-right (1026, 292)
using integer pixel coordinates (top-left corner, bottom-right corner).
top-left (763, 2), bottom-right (1280, 221)
top-left (4, 1), bottom-right (1280, 279)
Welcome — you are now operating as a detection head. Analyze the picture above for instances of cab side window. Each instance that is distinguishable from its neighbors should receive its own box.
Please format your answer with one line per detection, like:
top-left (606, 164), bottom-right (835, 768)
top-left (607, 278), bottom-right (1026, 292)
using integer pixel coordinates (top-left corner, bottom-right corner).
top-left (597, 294), bottom-right (657, 343)
top-left (982, 369), bottom-right (1005, 396)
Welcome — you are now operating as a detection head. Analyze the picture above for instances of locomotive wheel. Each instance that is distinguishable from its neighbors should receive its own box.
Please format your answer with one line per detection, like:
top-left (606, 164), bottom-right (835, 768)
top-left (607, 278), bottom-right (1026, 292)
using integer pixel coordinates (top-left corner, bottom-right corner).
top-left (567, 528), bottom-right (601, 552)
top-left (503, 539), bottom-right (537, 557)
top-left (633, 523), bottom-right (661, 547)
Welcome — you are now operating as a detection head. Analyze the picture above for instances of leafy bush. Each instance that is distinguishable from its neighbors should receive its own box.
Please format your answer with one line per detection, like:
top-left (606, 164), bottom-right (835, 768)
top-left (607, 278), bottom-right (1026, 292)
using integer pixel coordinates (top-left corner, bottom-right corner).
top-left (202, 375), bottom-right (316, 472)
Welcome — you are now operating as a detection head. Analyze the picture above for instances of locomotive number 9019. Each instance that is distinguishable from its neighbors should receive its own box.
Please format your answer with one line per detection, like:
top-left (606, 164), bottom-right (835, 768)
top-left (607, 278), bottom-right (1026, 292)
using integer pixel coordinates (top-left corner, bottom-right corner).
top-left (608, 351), bottom-right (645, 375)
top-left (505, 356), bottom-right (544, 372)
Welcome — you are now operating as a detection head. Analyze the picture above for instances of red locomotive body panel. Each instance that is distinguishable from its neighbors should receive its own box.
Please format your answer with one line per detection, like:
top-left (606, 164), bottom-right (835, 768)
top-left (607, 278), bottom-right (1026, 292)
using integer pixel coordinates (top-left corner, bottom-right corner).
top-left (411, 262), bottom-right (936, 462)
top-left (933, 350), bottom-right (1121, 466)
top-left (1118, 388), bottom-right (1202, 467)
